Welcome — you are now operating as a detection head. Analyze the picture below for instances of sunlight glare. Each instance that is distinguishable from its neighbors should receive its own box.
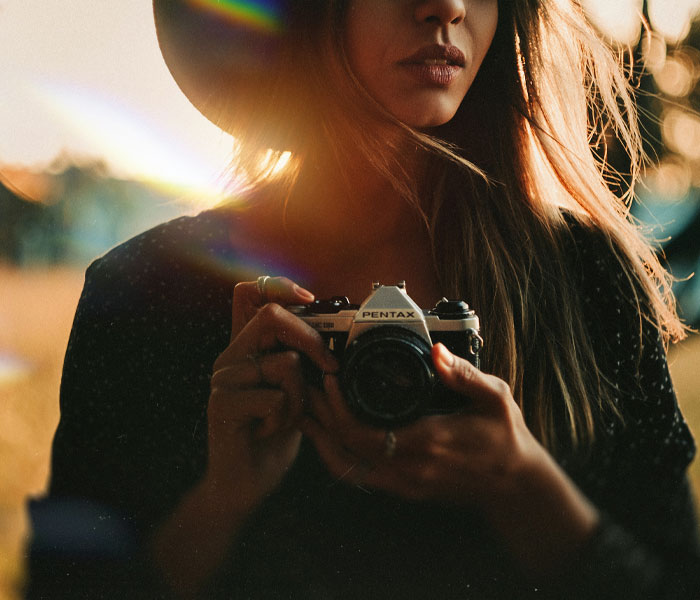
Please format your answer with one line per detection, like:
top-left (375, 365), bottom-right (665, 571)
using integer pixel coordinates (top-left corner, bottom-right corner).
top-left (257, 150), bottom-right (294, 179)
top-left (270, 151), bottom-right (292, 176)
top-left (30, 80), bottom-right (233, 199)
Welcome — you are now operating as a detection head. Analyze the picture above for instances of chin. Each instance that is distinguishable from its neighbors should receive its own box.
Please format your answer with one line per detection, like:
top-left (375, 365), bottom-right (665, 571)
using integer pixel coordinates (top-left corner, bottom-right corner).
top-left (394, 102), bottom-right (461, 130)
top-left (406, 112), bottom-right (459, 130)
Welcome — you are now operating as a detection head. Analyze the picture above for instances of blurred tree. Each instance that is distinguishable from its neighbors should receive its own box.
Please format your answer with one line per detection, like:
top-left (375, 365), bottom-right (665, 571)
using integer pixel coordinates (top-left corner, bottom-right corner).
top-left (0, 180), bottom-right (44, 263)
top-left (0, 163), bottom-right (183, 268)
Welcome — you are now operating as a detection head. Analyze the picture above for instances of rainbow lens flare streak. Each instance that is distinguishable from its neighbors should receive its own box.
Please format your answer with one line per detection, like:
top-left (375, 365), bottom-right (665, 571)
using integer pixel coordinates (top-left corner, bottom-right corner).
top-left (188, 0), bottom-right (285, 34)
top-left (32, 79), bottom-right (232, 199)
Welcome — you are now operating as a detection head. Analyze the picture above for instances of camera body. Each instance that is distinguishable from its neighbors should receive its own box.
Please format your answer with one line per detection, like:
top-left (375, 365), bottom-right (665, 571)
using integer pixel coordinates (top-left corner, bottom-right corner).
top-left (290, 282), bottom-right (482, 427)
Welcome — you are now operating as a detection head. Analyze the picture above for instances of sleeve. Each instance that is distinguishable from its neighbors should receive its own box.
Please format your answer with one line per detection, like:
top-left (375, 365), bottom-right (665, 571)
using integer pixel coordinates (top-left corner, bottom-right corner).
top-left (557, 225), bottom-right (700, 599)
top-left (27, 221), bottom-right (233, 599)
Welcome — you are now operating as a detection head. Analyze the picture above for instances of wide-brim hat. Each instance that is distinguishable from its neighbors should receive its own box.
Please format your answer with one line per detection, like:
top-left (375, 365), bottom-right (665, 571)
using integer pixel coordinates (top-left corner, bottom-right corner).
top-left (153, 0), bottom-right (296, 136)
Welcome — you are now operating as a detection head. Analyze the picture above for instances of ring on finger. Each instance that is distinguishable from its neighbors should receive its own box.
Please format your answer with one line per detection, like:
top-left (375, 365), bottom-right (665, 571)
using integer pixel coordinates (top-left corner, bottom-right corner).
top-left (256, 275), bottom-right (271, 305)
top-left (384, 430), bottom-right (397, 459)
top-left (246, 353), bottom-right (264, 384)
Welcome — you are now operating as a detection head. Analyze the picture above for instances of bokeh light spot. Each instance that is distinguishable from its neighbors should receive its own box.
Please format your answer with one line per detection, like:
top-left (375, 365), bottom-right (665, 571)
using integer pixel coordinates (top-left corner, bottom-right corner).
top-left (644, 157), bottom-right (693, 200)
top-left (648, 0), bottom-right (700, 44)
top-left (0, 353), bottom-right (33, 386)
top-left (655, 53), bottom-right (696, 97)
top-left (641, 31), bottom-right (668, 74)
top-left (662, 108), bottom-right (700, 161)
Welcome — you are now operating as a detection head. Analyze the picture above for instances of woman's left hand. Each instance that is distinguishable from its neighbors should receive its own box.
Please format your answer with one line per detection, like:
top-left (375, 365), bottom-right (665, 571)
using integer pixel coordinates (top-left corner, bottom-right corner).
top-left (301, 342), bottom-right (546, 505)
top-left (301, 342), bottom-right (599, 577)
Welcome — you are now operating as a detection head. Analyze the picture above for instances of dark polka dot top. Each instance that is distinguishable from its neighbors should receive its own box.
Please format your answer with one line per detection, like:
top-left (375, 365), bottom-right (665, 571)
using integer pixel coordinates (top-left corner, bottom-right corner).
top-left (28, 210), bottom-right (699, 600)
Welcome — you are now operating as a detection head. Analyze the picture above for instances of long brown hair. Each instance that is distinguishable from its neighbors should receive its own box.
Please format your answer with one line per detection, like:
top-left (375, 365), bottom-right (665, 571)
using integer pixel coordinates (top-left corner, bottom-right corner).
top-left (224, 0), bottom-right (686, 453)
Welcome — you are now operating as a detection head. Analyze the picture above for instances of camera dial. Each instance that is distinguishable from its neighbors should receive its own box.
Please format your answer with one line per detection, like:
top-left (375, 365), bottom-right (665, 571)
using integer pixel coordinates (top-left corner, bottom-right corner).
top-left (431, 298), bottom-right (472, 318)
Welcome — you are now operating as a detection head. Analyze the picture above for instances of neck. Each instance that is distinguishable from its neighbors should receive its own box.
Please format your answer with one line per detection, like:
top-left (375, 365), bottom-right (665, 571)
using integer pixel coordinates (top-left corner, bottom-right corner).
top-left (285, 145), bottom-right (428, 251)
top-left (235, 148), bottom-right (441, 305)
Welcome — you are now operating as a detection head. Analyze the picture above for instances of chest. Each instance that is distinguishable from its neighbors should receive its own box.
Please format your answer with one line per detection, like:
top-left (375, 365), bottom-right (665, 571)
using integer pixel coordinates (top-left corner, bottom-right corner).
top-left (294, 243), bottom-right (443, 309)
top-left (231, 205), bottom-right (446, 307)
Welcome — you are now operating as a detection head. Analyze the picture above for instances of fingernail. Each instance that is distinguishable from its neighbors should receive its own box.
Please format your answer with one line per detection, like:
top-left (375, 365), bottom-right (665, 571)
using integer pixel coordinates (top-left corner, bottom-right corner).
top-left (293, 284), bottom-right (314, 302)
top-left (436, 343), bottom-right (454, 367)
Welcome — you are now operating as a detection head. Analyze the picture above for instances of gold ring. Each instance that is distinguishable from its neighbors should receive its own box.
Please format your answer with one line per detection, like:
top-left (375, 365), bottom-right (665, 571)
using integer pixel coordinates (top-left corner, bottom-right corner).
top-left (384, 431), bottom-right (397, 459)
top-left (256, 275), bottom-right (271, 304)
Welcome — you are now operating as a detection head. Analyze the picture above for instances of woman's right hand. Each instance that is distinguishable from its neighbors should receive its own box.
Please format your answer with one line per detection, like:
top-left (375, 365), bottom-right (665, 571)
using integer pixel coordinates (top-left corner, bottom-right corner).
top-left (205, 276), bottom-right (338, 513)
top-left (153, 278), bottom-right (337, 595)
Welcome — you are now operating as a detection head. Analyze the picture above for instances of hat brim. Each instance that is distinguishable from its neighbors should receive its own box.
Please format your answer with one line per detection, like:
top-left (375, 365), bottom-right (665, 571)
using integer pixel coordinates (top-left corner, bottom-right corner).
top-left (153, 0), bottom-right (287, 135)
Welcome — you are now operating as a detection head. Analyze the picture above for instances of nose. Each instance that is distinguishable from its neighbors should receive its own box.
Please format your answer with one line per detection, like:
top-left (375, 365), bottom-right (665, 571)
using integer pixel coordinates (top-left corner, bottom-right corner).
top-left (414, 0), bottom-right (466, 27)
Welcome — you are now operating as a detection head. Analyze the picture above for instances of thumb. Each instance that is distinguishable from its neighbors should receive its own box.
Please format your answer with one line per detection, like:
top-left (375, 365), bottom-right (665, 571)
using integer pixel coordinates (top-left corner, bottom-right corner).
top-left (432, 343), bottom-right (506, 404)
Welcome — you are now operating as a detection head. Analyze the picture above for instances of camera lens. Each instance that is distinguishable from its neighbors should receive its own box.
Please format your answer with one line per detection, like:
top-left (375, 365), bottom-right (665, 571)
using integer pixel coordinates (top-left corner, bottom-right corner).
top-left (341, 326), bottom-right (435, 426)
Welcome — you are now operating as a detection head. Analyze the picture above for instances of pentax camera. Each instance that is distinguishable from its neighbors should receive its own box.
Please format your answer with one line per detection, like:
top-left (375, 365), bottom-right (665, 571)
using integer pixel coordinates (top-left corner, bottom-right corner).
top-left (290, 282), bottom-right (482, 427)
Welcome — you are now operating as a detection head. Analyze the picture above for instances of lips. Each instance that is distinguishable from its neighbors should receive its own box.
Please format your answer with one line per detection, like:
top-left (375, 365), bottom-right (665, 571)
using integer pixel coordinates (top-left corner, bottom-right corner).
top-left (399, 44), bottom-right (466, 86)
top-left (402, 44), bottom-right (466, 67)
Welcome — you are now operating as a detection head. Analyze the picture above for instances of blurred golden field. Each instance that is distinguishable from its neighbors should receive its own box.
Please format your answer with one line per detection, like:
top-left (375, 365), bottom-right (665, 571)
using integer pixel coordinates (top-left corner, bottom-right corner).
top-left (0, 267), bottom-right (84, 600)
top-left (0, 266), bottom-right (698, 600)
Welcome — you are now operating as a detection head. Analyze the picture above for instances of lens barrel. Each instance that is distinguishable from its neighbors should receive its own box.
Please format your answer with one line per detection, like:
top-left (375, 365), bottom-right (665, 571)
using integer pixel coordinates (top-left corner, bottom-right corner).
top-left (341, 326), bottom-right (435, 426)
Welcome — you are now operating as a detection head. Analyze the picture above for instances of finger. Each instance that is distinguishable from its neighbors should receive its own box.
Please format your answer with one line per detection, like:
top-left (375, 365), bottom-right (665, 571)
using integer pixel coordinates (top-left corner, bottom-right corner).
top-left (226, 303), bottom-right (339, 374)
top-left (234, 276), bottom-right (314, 311)
top-left (213, 352), bottom-right (304, 395)
top-left (306, 381), bottom-right (338, 431)
top-left (260, 351), bottom-right (306, 425)
top-left (231, 276), bottom-right (314, 339)
top-left (300, 417), bottom-right (374, 487)
top-left (320, 374), bottom-right (375, 433)
top-left (432, 343), bottom-right (512, 412)
top-left (301, 416), bottom-right (424, 498)
top-left (209, 388), bottom-right (286, 428)
top-left (300, 416), bottom-right (357, 473)
top-left (324, 375), bottom-right (385, 443)
top-left (209, 386), bottom-right (296, 443)
top-left (312, 375), bottom-right (394, 459)
top-left (211, 358), bottom-right (261, 390)
top-left (212, 351), bottom-right (306, 426)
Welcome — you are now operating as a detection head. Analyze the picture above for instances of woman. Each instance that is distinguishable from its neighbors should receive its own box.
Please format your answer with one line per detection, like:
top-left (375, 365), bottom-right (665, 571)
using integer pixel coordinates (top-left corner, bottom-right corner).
top-left (28, 0), bottom-right (699, 598)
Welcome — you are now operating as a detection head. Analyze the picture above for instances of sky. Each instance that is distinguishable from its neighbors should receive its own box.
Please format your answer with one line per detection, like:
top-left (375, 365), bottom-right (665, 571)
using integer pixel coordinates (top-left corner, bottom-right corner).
top-left (0, 0), bottom-right (234, 193)
top-left (1, 0), bottom-right (700, 193)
